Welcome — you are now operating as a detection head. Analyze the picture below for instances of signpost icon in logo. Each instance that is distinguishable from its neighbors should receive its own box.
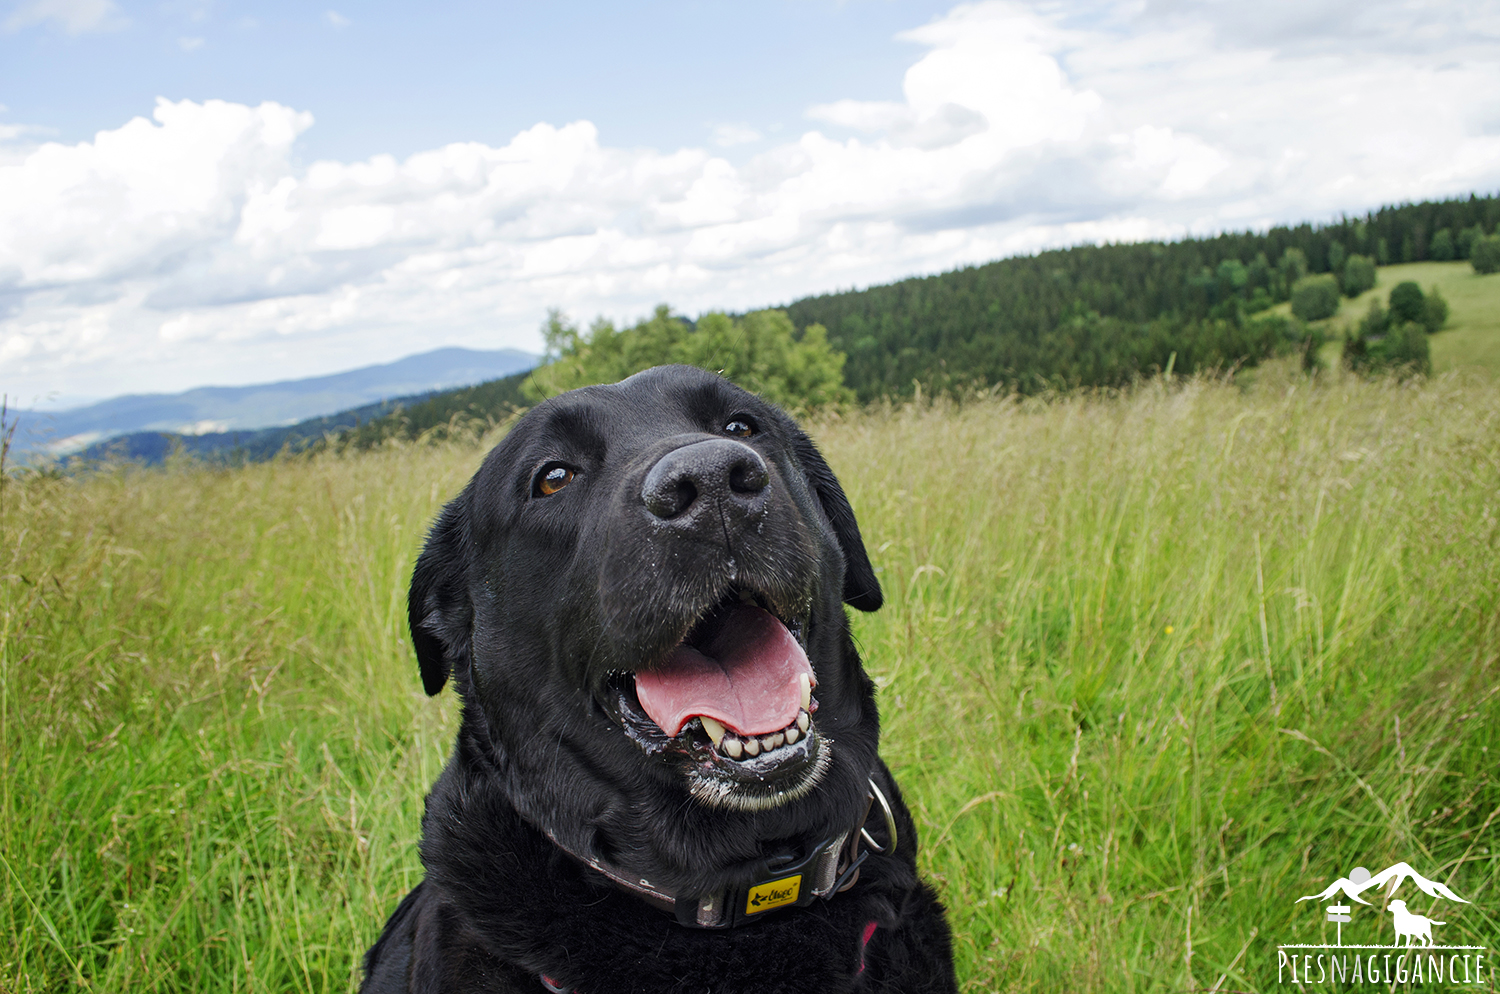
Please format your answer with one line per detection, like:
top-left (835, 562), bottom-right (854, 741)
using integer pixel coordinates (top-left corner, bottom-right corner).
top-left (1323, 866), bottom-right (1367, 947)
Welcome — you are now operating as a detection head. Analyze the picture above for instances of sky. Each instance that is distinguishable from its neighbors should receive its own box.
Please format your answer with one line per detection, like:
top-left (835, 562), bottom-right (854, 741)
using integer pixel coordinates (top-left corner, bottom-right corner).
top-left (3, 0), bottom-right (1499, 408)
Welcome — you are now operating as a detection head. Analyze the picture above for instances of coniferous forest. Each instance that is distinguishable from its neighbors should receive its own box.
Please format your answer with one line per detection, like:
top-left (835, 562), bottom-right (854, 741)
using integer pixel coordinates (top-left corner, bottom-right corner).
top-left (783, 193), bottom-right (1500, 399)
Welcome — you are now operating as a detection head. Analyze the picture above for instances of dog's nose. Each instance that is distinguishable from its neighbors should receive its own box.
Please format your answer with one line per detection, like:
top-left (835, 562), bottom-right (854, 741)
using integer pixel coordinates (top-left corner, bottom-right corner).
top-left (642, 438), bottom-right (769, 522)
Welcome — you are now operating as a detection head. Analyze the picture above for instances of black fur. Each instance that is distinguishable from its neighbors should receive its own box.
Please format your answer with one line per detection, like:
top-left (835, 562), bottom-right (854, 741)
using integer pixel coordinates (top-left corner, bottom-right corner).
top-left (364, 366), bottom-right (956, 993)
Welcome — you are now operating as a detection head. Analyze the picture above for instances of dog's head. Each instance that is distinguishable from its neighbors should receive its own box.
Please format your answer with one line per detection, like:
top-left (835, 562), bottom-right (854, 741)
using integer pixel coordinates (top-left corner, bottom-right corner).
top-left (408, 365), bottom-right (882, 885)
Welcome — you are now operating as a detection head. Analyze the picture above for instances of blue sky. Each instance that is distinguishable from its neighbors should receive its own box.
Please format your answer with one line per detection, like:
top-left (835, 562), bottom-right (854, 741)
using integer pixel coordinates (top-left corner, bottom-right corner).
top-left (3, 2), bottom-right (958, 162)
top-left (3, 0), bottom-right (1498, 408)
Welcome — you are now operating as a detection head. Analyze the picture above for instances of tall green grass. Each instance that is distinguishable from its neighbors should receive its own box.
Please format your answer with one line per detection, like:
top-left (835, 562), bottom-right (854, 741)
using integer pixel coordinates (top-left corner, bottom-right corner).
top-left (3, 363), bottom-right (1497, 992)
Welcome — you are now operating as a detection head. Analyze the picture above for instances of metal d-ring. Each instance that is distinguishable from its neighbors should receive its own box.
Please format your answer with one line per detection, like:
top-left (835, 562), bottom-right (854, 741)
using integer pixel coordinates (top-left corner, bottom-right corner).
top-left (860, 777), bottom-right (898, 855)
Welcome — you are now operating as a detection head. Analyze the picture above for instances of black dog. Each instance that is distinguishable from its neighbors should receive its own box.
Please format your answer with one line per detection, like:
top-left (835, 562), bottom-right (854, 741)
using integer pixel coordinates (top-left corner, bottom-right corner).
top-left (362, 365), bottom-right (956, 993)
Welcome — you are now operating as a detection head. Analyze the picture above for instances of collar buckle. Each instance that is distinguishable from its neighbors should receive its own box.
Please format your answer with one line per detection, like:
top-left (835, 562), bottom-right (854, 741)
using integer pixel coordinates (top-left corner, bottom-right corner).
top-left (552, 775), bottom-right (897, 930)
top-left (674, 775), bottom-right (898, 929)
top-left (677, 830), bottom-right (848, 928)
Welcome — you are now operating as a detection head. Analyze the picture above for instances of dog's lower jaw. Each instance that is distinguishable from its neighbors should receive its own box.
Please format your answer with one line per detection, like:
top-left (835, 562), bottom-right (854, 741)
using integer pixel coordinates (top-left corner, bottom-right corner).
top-left (685, 736), bottom-right (833, 811)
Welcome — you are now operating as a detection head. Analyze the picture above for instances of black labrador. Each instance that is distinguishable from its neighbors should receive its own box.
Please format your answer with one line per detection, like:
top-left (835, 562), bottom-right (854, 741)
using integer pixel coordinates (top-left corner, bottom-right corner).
top-left (362, 365), bottom-right (957, 993)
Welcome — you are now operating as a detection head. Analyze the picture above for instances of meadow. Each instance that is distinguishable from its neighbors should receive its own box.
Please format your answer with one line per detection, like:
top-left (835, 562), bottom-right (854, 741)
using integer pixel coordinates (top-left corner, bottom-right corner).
top-left (2, 359), bottom-right (1498, 992)
top-left (1294, 260), bottom-right (1500, 378)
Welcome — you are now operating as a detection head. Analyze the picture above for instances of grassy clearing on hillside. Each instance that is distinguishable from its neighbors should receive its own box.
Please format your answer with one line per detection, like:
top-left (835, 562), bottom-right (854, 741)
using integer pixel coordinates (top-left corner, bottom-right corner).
top-left (1345, 262), bottom-right (1500, 377)
top-left (3, 364), bottom-right (1497, 992)
top-left (1292, 261), bottom-right (1500, 376)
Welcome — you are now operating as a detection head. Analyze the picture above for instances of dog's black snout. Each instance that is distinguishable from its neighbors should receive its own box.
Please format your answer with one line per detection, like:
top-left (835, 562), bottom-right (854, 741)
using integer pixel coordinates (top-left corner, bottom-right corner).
top-left (642, 439), bottom-right (769, 521)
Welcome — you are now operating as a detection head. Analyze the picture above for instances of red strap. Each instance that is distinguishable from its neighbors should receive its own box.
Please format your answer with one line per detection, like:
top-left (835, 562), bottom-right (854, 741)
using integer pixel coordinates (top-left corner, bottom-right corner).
top-left (857, 920), bottom-right (879, 974)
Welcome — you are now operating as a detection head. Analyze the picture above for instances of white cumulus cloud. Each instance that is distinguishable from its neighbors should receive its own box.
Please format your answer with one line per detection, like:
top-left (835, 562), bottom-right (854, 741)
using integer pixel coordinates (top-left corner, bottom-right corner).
top-left (4, 0), bottom-right (124, 33)
top-left (2, 0), bottom-right (1499, 403)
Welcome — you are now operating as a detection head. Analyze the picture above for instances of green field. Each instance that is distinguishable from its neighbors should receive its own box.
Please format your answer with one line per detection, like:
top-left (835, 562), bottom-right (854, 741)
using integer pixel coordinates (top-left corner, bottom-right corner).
top-left (3, 362), bottom-right (1498, 992)
top-left (1290, 260), bottom-right (1500, 377)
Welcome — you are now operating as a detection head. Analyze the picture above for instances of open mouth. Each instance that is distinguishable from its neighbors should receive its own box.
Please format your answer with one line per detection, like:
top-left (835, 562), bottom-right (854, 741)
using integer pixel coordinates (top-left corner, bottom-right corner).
top-left (610, 587), bottom-right (829, 808)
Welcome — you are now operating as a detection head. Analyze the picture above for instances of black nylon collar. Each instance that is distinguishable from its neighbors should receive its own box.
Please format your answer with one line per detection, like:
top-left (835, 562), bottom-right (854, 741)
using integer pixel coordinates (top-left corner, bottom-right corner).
top-left (544, 775), bottom-right (898, 930)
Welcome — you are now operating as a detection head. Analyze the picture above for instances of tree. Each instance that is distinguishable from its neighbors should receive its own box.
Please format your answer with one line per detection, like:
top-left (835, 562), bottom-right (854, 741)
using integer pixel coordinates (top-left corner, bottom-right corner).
top-left (1278, 247), bottom-right (1309, 288)
top-left (1384, 321), bottom-right (1431, 374)
top-left (1244, 287), bottom-right (1275, 314)
top-left (1344, 301), bottom-right (1429, 376)
top-left (1358, 299), bottom-right (1391, 340)
top-left (1216, 258), bottom-right (1248, 296)
top-left (1421, 287), bottom-right (1449, 333)
top-left (541, 308), bottom-right (581, 361)
top-left (1327, 241), bottom-right (1346, 273)
top-left (1291, 274), bottom-right (1340, 321)
top-left (525, 305), bottom-right (853, 413)
top-left (672, 311), bottom-right (854, 411)
top-left (1341, 255), bottom-right (1377, 297)
top-left (1341, 330), bottom-right (1368, 372)
top-left (1430, 228), bottom-right (1455, 261)
top-left (1388, 281), bottom-right (1425, 325)
top-left (1456, 225), bottom-right (1485, 259)
top-left (1472, 235), bottom-right (1500, 275)
top-left (1248, 252), bottom-right (1273, 298)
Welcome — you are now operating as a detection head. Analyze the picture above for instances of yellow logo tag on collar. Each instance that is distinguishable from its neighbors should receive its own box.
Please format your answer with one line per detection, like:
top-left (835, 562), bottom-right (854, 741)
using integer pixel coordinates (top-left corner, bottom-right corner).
top-left (745, 874), bottom-right (802, 915)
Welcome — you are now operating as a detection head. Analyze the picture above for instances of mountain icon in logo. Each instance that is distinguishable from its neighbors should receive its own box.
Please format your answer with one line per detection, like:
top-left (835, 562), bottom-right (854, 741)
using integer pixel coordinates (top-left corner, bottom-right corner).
top-left (1296, 862), bottom-right (1469, 907)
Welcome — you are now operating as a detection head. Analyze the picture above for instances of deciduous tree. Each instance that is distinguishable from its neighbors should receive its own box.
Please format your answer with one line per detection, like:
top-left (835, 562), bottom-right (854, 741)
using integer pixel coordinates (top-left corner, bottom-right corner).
top-left (1457, 225), bottom-right (1485, 259)
top-left (525, 305), bottom-right (853, 413)
top-left (1291, 275), bottom-right (1340, 321)
top-left (1341, 255), bottom-right (1377, 297)
top-left (1327, 241), bottom-right (1346, 273)
top-left (1429, 228), bottom-right (1455, 261)
top-left (1421, 287), bottom-right (1449, 333)
top-left (1388, 282), bottom-right (1425, 325)
top-left (1472, 235), bottom-right (1500, 275)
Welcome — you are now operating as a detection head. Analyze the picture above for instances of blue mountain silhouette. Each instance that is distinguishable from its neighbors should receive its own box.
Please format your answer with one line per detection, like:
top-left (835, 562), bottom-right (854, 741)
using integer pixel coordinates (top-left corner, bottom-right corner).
top-left (12, 346), bottom-right (535, 456)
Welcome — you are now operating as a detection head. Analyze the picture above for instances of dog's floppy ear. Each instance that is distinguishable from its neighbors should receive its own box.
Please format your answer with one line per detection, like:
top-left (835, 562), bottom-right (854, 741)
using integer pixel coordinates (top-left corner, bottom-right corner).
top-left (408, 496), bottom-right (474, 696)
top-left (794, 431), bottom-right (883, 612)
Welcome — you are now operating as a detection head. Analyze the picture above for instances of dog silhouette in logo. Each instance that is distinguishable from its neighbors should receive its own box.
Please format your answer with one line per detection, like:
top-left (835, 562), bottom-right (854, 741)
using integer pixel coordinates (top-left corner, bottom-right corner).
top-left (1388, 900), bottom-right (1444, 947)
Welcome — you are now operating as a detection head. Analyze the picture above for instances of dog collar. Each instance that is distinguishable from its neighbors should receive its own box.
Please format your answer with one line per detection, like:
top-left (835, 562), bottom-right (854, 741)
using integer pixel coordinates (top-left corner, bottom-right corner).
top-left (544, 776), bottom-right (898, 930)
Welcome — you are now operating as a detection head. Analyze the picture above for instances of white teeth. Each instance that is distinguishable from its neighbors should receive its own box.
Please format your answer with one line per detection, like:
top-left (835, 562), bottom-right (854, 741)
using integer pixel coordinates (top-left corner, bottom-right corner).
top-left (798, 673), bottom-right (812, 710)
top-left (711, 712), bottom-right (809, 762)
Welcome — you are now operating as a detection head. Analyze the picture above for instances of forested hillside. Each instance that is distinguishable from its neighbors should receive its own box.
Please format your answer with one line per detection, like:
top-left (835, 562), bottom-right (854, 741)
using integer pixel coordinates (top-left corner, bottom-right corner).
top-left (785, 193), bottom-right (1500, 399)
top-left (55, 193), bottom-right (1500, 465)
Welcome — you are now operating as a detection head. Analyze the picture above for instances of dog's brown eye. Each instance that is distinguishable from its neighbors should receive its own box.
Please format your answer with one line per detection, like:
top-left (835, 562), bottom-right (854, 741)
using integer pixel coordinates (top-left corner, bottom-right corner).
top-left (723, 419), bottom-right (754, 438)
top-left (535, 464), bottom-right (575, 497)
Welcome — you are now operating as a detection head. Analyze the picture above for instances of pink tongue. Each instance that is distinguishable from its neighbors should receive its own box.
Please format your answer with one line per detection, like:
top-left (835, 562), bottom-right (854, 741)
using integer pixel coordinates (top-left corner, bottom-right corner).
top-left (635, 605), bottom-right (813, 738)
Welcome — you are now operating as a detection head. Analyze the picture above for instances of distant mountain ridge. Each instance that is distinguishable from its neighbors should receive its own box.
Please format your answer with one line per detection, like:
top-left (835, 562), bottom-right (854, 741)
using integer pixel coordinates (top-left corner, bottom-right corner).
top-left (65, 393), bottom-right (438, 466)
top-left (13, 346), bottom-right (537, 456)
